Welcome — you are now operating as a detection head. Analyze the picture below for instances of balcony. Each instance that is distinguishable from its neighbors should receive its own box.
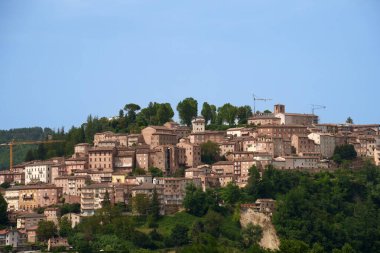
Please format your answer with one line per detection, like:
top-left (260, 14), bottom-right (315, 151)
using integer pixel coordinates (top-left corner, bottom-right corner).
top-left (22, 195), bottom-right (33, 200)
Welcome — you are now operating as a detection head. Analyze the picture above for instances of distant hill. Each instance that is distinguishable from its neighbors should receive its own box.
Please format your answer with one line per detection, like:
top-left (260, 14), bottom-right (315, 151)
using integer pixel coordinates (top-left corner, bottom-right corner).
top-left (0, 127), bottom-right (54, 169)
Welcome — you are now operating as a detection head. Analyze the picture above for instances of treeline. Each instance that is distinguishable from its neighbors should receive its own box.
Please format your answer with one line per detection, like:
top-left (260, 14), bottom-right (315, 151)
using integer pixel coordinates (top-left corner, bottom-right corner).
top-left (21, 98), bottom-right (255, 163)
top-left (0, 127), bottom-right (54, 169)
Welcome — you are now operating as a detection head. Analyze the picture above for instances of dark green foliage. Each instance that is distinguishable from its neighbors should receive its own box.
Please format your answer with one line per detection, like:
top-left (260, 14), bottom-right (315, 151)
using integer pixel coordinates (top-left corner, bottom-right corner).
top-left (183, 184), bottom-right (208, 216)
top-left (60, 203), bottom-right (81, 215)
top-left (149, 188), bottom-right (160, 222)
top-left (333, 144), bottom-right (357, 164)
top-left (148, 167), bottom-right (163, 177)
top-left (200, 141), bottom-right (221, 164)
top-left (0, 182), bottom-right (10, 189)
top-left (241, 223), bottom-right (263, 248)
top-left (132, 194), bottom-right (151, 215)
top-left (59, 216), bottom-right (72, 237)
top-left (167, 224), bottom-right (189, 247)
top-left (220, 182), bottom-right (241, 205)
top-left (0, 193), bottom-right (8, 226)
top-left (272, 164), bottom-right (380, 253)
top-left (217, 103), bottom-right (238, 125)
top-left (37, 220), bottom-right (58, 242)
top-left (236, 105), bottom-right (253, 124)
top-left (346, 117), bottom-right (353, 124)
top-left (177, 97), bottom-right (198, 126)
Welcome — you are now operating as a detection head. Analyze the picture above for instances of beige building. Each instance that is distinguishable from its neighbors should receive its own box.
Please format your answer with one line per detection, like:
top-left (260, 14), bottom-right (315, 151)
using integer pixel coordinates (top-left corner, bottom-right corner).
top-left (62, 213), bottom-right (82, 228)
top-left (274, 104), bottom-right (318, 125)
top-left (257, 125), bottom-right (308, 140)
top-left (17, 213), bottom-right (45, 230)
top-left (291, 134), bottom-right (318, 155)
top-left (212, 161), bottom-right (234, 175)
top-left (5, 188), bottom-right (20, 211)
top-left (44, 207), bottom-right (60, 226)
top-left (54, 175), bottom-right (89, 196)
top-left (141, 126), bottom-right (177, 147)
top-left (65, 157), bottom-right (88, 174)
top-left (248, 115), bottom-right (281, 126)
top-left (219, 141), bottom-right (239, 157)
top-left (176, 139), bottom-right (201, 167)
top-left (7, 184), bottom-right (63, 211)
top-left (189, 131), bottom-right (226, 145)
top-left (88, 147), bottom-right (115, 171)
top-left (308, 133), bottom-right (336, 158)
top-left (192, 116), bottom-right (206, 133)
top-left (136, 147), bottom-right (150, 170)
top-left (81, 183), bottom-right (115, 216)
top-left (114, 148), bottom-right (135, 172)
top-left (150, 145), bottom-right (182, 174)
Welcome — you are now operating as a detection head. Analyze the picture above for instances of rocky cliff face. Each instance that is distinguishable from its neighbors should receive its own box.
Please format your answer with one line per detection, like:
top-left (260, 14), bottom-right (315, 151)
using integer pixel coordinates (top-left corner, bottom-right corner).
top-left (240, 208), bottom-right (280, 250)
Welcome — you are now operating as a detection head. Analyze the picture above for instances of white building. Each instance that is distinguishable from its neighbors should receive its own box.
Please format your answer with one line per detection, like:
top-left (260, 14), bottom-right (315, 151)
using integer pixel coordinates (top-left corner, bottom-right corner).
top-left (191, 116), bottom-right (205, 133)
top-left (25, 162), bottom-right (53, 184)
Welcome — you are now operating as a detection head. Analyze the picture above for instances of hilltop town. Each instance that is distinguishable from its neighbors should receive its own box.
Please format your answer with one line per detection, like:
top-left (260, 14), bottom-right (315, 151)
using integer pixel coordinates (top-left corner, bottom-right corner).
top-left (0, 103), bottom-right (380, 252)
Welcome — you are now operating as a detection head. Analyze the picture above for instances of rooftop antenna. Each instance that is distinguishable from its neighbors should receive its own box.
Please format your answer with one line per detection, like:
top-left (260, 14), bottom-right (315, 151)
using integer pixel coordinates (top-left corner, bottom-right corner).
top-left (253, 93), bottom-right (272, 114)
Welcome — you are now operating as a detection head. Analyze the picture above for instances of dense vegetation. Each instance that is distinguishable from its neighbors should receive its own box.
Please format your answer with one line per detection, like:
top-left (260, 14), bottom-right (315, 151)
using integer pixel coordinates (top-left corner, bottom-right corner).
top-left (22, 164), bottom-right (373, 252)
top-left (0, 127), bottom-right (54, 169)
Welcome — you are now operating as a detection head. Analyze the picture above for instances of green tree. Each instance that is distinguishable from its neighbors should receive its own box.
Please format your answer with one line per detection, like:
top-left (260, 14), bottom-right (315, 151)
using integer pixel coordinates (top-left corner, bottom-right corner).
top-left (37, 220), bottom-right (57, 242)
top-left (148, 167), bottom-right (163, 177)
top-left (236, 105), bottom-right (253, 125)
top-left (168, 224), bottom-right (189, 247)
top-left (102, 190), bottom-right (111, 208)
top-left (201, 102), bottom-right (213, 125)
top-left (333, 144), bottom-right (357, 163)
top-left (183, 184), bottom-right (208, 216)
top-left (149, 188), bottom-right (160, 221)
top-left (203, 210), bottom-right (224, 237)
top-left (200, 141), bottom-right (221, 164)
top-left (220, 182), bottom-right (241, 205)
top-left (241, 223), bottom-right (263, 248)
top-left (177, 97), bottom-right (198, 126)
top-left (280, 239), bottom-right (310, 253)
top-left (59, 216), bottom-right (72, 237)
top-left (124, 103), bottom-right (141, 124)
top-left (132, 194), bottom-right (150, 215)
top-left (0, 193), bottom-right (8, 225)
top-left (346, 117), bottom-right (353, 124)
top-left (217, 103), bottom-right (237, 125)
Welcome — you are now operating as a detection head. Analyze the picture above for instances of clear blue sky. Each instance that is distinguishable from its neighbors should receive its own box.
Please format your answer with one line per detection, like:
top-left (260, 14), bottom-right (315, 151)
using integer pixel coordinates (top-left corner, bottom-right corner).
top-left (1, 0), bottom-right (379, 130)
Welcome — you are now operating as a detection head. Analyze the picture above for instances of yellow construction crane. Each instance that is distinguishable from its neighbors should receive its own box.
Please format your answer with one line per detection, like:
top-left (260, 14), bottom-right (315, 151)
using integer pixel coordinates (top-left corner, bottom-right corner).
top-left (0, 140), bottom-right (65, 171)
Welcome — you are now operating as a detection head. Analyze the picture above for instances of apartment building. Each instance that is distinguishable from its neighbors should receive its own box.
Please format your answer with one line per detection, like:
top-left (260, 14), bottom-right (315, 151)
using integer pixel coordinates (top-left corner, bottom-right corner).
top-left (308, 133), bottom-right (336, 158)
top-left (17, 213), bottom-right (46, 230)
top-left (248, 114), bottom-right (281, 126)
top-left (88, 147), bottom-right (115, 171)
top-left (212, 161), bottom-right (234, 175)
top-left (291, 134), bottom-right (318, 155)
top-left (0, 228), bottom-right (27, 248)
top-left (6, 184), bottom-right (63, 211)
top-left (274, 104), bottom-right (318, 125)
top-left (54, 175), bottom-right (89, 196)
top-left (141, 126), bottom-right (177, 147)
top-left (189, 131), bottom-right (226, 145)
top-left (81, 183), bottom-right (114, 216)
top-left (176, 139), bottom-right (201, 167)
top-left (257, 125), bottom-right (308, 140)
top-left (25, 162), bottom-right (54, 184)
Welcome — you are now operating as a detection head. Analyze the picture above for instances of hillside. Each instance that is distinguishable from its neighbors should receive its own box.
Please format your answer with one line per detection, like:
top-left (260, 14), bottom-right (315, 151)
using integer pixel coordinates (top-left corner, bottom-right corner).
top-left (0, 127), bottom-right (53, 169)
